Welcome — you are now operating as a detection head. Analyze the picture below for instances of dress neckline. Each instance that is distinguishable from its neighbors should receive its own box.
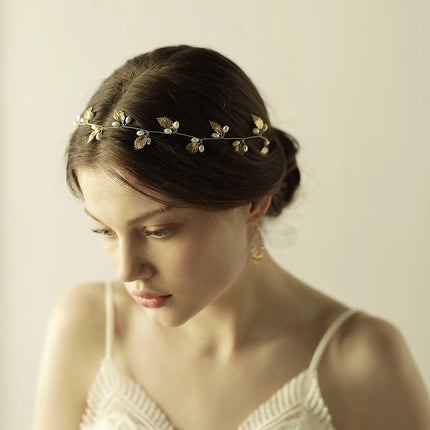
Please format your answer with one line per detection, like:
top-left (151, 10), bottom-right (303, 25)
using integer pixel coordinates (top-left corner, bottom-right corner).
top-left (99, 356), bottom-right (324, 430)
top-left (84, 282), bottom-right (359, 430)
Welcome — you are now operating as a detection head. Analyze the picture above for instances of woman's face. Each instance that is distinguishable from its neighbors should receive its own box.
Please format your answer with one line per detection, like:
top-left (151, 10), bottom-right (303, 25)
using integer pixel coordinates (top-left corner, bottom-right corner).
top-left (78, 169), bottom-right (253, 327)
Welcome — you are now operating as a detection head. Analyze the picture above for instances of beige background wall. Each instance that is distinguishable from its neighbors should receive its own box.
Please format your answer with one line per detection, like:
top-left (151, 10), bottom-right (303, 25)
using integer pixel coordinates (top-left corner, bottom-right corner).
top-left (1, 1), bottom-right (429, 428)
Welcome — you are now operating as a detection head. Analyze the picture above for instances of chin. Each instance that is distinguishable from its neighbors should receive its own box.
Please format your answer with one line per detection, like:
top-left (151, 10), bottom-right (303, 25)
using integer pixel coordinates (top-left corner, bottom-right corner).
top-left (142, 307), bottom-right (194, 329)
top-left (148, 303), bottom-right (209, 329)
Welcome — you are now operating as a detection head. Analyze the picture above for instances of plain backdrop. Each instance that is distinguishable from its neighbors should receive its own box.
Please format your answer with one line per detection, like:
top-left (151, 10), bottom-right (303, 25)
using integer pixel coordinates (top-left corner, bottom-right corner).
top-left (1, 1), bottom-right (429, 428)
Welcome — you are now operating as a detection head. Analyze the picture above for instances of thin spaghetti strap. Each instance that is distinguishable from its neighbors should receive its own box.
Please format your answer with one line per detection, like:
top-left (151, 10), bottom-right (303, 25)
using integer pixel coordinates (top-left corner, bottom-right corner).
top-left (308, 308), bottom-right (359, 371)
top-left (104, 281), bottom-right (114, 359)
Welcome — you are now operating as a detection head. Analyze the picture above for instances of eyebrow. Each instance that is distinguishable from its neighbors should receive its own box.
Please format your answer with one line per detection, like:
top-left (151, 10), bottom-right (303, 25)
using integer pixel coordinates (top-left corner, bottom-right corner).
top-left (84, 206), bottom-right (171, 226)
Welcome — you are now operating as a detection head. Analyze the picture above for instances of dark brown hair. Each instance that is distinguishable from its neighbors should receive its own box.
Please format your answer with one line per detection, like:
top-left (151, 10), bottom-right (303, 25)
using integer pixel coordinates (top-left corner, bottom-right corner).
top-left (66, 45), bottom-right (300, 216)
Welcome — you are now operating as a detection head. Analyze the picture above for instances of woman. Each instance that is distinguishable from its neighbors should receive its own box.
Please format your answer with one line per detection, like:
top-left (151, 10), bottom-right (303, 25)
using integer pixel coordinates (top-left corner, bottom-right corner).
top-left (33, 45), bottom-right (430, 429)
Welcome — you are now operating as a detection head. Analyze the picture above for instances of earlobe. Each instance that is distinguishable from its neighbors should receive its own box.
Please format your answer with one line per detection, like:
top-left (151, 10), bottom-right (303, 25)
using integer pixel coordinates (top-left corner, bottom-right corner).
top-left (249, 194), bottom-right (272, 223)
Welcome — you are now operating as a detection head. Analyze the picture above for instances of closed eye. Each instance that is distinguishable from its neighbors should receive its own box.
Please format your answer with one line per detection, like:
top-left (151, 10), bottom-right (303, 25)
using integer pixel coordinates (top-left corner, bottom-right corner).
top-left (145, 228), bottom-right (174, 238)
top-left (92, 228), bottom-right (115, 238)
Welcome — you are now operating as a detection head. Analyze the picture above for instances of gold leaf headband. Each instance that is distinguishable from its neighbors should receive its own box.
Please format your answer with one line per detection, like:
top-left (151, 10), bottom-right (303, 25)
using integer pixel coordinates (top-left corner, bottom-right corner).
top-left (73, 107), bottom-right (271, 155)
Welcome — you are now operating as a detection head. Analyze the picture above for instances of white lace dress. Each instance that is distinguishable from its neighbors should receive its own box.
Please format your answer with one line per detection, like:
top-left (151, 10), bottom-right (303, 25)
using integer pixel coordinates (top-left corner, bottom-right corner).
top-left (80, 282), bottom-right (358, 430)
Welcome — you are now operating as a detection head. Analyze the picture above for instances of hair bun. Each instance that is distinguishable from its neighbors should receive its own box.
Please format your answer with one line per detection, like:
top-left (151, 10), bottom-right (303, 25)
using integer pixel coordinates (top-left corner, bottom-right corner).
top-left (267, 127), bottom-right (301, 217)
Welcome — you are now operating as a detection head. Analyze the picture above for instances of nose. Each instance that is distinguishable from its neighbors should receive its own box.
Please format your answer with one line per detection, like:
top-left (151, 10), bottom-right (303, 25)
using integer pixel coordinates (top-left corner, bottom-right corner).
top-left (116, 237), bottom-right (154, 283)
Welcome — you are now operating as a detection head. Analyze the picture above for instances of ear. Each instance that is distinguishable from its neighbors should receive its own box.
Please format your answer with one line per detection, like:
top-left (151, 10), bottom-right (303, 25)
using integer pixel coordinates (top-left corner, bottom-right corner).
top-left (248, 194), bottom-right (272, 224)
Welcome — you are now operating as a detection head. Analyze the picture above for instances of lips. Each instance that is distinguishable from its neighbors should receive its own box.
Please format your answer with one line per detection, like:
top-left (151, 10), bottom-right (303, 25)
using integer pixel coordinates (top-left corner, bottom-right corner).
top-left (132, 290), bottom-right (172, 308)
top-left (132, 290), bottom-right (168, 299)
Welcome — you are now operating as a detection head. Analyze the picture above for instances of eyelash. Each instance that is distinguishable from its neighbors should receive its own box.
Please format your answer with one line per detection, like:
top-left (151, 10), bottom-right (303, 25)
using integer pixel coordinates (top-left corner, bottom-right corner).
top-left (92, 228), bottom-right (115, 238)
top-left (145, 228), bottom-right (173, 238)
top-left (91, 227), bottom-right (174, 239)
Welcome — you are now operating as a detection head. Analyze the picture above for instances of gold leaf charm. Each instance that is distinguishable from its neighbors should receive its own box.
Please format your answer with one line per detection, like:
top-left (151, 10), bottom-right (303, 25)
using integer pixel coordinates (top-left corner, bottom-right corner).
top-left (157, 117), bottom-right (174, 129)
top-left (134, 135), bottom-right (150, 150)
top-left (251, 223), bottom-right (264, 264)
top-left (251, 248), bottom-right (264, 264)
top-left (209, 120), bottom-right (223, 135)
top-left (78, 106), bottom-right (95, 126)
top-left (186, 140), bottom-right (200, 154)
top-left (186, 137), bottom-right (203, 154)
top-left (88, 125), bottom-right (102, 143)
top-left (251, 114), bottom-right (264, 131)
top-left (260, 138), bottom-right (270, 154)
top-left (113, 109), bottom-right (126, 123)
top-left (83, 106), bottom-right (95, 121)
top-left (234, 141), bottom-right (248, 155)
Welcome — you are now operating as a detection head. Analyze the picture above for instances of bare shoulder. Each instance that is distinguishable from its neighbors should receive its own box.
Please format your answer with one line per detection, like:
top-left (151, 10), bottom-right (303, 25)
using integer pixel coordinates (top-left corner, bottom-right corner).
top-left (50, 282), bottom-right (107, 356)
top-left (322, 312), bottom-right (430, 430)
top-left (56, 281), bottom-right (106, 320)
top-left (33, 282), bottom-right (107, 430)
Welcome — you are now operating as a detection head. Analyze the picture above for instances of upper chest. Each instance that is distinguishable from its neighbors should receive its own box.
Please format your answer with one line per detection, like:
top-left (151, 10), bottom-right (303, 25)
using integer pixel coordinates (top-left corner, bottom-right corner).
top-left (108, 287), bottom-right (344, 430)
top-left (114, 329), bottom-right (320, 430)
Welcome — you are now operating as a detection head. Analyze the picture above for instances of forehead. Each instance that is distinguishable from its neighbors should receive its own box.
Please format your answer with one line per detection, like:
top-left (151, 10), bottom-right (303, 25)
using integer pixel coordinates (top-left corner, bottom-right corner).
top-left (77, 168), bottom-right (172, 216)
top-left (77, 168), bottom-right (243, 227)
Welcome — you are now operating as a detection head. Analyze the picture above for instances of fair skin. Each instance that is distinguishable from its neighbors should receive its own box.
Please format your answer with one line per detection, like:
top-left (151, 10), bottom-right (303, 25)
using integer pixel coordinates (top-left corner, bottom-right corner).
top-left (33, 168), bottom-right (430, 430)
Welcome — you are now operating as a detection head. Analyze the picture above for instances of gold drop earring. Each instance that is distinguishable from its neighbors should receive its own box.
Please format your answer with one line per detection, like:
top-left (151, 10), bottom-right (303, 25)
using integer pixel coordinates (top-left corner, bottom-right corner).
top-left (251, 223), bottom-right (265, 265)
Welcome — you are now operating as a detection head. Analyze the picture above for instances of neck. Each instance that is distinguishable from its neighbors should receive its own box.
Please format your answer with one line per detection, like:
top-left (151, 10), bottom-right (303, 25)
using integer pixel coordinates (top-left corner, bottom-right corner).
top-left (163, 254), bottom-right (294, 361)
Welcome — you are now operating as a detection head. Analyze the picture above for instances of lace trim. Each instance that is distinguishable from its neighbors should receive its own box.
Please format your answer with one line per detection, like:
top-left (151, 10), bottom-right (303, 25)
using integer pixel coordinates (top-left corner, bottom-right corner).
top-left (238, 371), bottom-right (303, 430)
top-left (81, 360), bottom-right (335, 430)
top-left (80, 358), bottom-right (175, 430)
top-left (238, 369), bottom-right (334, 430)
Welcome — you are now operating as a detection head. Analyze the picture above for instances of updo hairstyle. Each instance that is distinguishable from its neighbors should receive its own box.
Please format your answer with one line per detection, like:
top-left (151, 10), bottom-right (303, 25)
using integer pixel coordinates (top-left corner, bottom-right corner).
top-left (66, 45), bottom-right (300, 217)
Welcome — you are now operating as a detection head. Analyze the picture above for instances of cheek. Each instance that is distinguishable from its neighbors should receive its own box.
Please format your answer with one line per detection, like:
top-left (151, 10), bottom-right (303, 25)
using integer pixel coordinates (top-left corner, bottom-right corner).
top-left (100, 241), bottom-right (116, 266)
top-left (162, 225), bottom-right (248, 284)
